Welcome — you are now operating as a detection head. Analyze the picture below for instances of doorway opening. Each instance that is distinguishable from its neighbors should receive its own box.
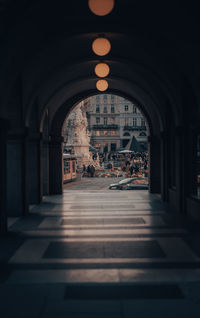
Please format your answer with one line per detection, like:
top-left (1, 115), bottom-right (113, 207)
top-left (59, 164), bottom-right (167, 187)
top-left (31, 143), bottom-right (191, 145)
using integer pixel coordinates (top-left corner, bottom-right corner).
top-left (62, 93), bottom-right (149, 191)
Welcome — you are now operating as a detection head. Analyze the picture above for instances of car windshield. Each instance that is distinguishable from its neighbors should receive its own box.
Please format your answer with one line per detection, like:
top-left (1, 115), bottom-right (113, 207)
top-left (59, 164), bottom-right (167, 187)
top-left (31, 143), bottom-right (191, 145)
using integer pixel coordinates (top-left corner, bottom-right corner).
top-left (131, 178), bottom-right (148, 185)
top-left (119, 178), bottom-right (134, 185)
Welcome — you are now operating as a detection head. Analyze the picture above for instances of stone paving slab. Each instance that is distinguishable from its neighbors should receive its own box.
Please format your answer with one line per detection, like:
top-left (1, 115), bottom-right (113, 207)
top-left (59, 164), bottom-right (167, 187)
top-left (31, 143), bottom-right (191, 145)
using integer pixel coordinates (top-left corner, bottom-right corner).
top-left (1, 178), bottom-right (200, 317)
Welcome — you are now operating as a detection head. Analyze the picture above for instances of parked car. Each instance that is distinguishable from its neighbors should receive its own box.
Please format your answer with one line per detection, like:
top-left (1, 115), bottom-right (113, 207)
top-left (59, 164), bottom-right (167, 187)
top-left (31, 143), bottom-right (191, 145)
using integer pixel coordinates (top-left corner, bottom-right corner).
top-left (109, 178), bottom-right (136, 190)
top-left (121, 177), bottom-right (148, 190)
top-left (109, 177), bottom-right (148, 190)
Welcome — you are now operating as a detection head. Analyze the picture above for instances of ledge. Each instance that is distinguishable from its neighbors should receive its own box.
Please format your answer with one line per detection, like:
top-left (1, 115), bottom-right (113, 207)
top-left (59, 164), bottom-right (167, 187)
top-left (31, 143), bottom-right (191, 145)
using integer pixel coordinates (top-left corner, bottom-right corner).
top-left (124, 126), bottom-right (147, 131)
top-left (92, 125), bottom-right (119, 130)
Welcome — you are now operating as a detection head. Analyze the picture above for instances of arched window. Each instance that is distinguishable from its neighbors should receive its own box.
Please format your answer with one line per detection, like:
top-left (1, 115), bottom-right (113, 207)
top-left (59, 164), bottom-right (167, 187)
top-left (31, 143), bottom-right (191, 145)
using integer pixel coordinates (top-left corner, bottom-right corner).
top-left (139, 132), bottom-right (147, 136)
top-left (123, 132), bottom-right (130, 137)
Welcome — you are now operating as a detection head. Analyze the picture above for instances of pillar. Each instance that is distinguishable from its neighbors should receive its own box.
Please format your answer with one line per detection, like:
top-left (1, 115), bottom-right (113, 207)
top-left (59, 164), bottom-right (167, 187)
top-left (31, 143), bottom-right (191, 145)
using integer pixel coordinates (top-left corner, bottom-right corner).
top-left (176, 126), bottom-right (197, 214)
top-left (6, 129), bottom-right (29, 216)
top-left (160, 131), bottom-right (170, 201)
top-left (28, 133), bottom-right (43, 204)
top-left (42, 137), bottom-right (50, 195)
top-left (174, 126), bottom-right (185, 213)
top-left (49, 135), bottom-right (63, 195)
top-left (0, 119), bottom-right (9, 233)
top-left (148, 135), bottom-right (161, 194)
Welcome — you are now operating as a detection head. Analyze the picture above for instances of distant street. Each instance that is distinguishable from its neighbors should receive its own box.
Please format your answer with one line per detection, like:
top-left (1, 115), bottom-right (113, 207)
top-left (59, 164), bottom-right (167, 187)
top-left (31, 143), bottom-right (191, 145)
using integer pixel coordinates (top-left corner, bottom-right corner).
top-left (63, 175), bottom-right (125, 190)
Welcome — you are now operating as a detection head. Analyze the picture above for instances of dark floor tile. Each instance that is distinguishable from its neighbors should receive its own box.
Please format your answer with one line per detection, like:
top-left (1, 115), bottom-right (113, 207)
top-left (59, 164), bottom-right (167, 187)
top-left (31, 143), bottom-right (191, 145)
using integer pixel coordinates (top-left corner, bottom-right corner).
top-left (0, 234), bottom-right (25, 263)
top-left (104, 240), bottom-right (166, 258)
top-left (6, 261), bottom-right (200, 271)
top-left (9, 216), bottom-right (45, 231)
top-left (62, 218), bottom-right (145, 225)
top-left (62, 219), bottom-right (104, 225)
top-left (64, 284), bottom-right (184, 300)
top-left (183, 235), bottom-right (200, 257)
top-left (43, 242), bottom-right (104, 259)
top-left (43, 240), bottom-right (165, 259)
top-left (0, 266), bottom-right (12, 283)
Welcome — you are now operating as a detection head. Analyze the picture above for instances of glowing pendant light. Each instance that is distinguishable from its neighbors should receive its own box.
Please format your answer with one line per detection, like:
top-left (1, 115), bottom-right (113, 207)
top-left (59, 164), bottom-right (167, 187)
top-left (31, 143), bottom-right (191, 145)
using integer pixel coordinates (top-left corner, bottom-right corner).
top-left (92, 38), bottom-right (111, 56)
top-left (88, 0), bottom-right (115, 16)
top-left (95, 63), bottom-right (110, 78)
top-left (96, 79), bottom-right (109, 91)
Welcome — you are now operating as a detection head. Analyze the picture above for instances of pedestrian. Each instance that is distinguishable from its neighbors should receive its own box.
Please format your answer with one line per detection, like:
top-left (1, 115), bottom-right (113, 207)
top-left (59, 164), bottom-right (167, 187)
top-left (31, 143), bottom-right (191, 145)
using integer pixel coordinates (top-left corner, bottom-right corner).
top-left (90, 165), bottom-right (95, 177)
top-left (87, 165), bottom-right (91, 177)
top-left (82, 164), bottom-right (86, 177)
top-left (130, 165), bottom-right (134, 176)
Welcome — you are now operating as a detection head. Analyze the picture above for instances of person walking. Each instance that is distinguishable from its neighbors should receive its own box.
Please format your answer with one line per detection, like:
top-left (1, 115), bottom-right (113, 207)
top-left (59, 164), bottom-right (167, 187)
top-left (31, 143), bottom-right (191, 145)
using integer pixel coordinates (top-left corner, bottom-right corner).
top-left (90, 165), bottom-right (95, 177)
top-left (87, 165), bottom-right (91, 177)
top-left (81, 164), bottom-right (86, 178)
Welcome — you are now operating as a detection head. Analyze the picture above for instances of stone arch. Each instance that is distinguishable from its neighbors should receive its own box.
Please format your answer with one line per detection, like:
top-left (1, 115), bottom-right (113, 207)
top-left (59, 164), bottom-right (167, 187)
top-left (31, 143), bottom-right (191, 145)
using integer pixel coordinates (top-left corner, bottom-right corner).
top-left (46, 87), bottom-right (161, 196)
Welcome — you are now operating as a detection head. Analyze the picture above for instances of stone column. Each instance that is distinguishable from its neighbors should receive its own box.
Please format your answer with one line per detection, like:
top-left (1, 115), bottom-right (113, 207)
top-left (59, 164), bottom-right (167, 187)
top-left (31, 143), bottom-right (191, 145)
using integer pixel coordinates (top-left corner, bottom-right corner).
top-left (28, 133), bottom-right (43, 204)
top-left (6, 129), bottom-right (29, 217)
top-left (42, 137), bottom-right (50, 195)
top-left (175, 126), bottom-right (197, 214)
top-left (160, 131), bottom-right (170, 201)
top-left (49, 135), bottom-right (64, 195)
top-left (174, 126), bottom-right (185, 213)
top-left (0, 118), bottom-right (9, 233)
top-left (148, 135), bottom-right (161, 194)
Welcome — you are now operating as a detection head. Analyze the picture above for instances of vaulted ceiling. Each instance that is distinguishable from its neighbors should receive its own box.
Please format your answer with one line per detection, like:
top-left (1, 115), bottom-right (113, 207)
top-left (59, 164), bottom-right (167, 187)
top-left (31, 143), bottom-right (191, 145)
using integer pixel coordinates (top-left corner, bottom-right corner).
top-left (0, 1), bottom-right (200, 134)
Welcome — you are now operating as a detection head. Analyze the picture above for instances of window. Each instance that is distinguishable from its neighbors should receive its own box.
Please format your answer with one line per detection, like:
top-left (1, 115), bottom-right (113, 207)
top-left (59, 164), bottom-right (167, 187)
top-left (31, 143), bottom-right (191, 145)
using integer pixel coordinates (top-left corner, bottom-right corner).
top-left (96, 130), bottom-right (100, 136)
top-left (103, 130), bottom-right (108, 136)
top-left (111, 143), bottom-right (116, 151)
top-left (104, 94), bottom-right (107, 99)
top-left (96, 104), bottom-right (100, 113)
top-left (103, 104), bottom-right (107, 113)
top-left (94, 143), bottom-right (101, 149)
top-left (111, 104), bottom-right (115, 113)
top-left (125, 118), bottom-right (129, 126)
top-left (104, 144), bottom-right (108, 153)
top-left (72, 161), bottom-right (76, 173)
top-left (96, 95), bottom-right (100, 100)
top-left (133, 106), bottom-right (137, 113)
top-left (96, 117), bottom-right (100, 124)
top-left (139, 132), bottom-right (147, 136)
top-left (64, 160), bottom-right (70, 174)
top-left (197, 134), bottom-right (200, 198)
top-left (111, 95), bottom-right (115, 100)
top-left (110, 117), bottom-right (115, 124)
top-left (104, 117), bottom-right (107, 125)
top-left (124, 105), bottom-right (129, 111)
top-left (111, 131), bottom-right (116, 136)
top-left (141, 118), bottom-right (145, 126)
top-left (133, 118), bottom-right (137, 126)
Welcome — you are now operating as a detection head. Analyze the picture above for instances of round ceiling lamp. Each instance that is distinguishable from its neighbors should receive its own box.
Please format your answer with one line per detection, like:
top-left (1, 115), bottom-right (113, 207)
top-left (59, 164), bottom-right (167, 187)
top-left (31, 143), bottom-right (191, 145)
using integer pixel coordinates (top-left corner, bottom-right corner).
top-left (92, 38), bottom-right (111, 56)
top-left (88, 0), bottom-right (115, 16)
top-left (96, 79), bottom-right (109, 91)
top-left (95, 63), bottom-right (110, 78)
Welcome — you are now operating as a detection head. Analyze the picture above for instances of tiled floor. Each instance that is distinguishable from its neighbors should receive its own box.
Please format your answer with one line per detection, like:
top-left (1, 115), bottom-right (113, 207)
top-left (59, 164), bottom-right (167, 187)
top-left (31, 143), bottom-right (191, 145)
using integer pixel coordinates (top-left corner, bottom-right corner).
top-left (1, 177), bottom-right (200, 317)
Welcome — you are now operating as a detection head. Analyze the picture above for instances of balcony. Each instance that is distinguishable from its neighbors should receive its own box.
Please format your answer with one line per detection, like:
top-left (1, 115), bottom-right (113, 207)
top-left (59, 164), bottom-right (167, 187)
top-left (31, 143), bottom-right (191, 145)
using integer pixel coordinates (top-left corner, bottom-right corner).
top-left (92, 125), bottom-right (119, 130)
top-left (124, 126), bottom-right (147, 131)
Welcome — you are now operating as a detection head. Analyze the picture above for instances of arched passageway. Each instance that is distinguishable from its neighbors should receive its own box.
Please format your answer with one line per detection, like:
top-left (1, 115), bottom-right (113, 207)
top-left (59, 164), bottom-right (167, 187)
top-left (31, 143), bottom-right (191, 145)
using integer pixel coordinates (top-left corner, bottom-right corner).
top-left (1, 2), bottom-right (200, 316)
top-left (0, 0), bottom-right (199, 233)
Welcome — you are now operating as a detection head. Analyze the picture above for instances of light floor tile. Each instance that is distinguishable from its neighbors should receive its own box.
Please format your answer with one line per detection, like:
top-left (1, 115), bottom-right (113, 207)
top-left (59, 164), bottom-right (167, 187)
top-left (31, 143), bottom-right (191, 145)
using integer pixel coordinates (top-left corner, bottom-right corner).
top-left (6, 269), bottom-right (120, 284)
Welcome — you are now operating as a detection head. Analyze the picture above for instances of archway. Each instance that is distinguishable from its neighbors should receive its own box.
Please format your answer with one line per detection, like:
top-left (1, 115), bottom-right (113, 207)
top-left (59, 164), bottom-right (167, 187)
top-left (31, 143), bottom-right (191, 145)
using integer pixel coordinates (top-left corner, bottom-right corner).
top-left (44, 88), bottom-right (162, 198)
top-left (1, 1), bottom-right (198, 225)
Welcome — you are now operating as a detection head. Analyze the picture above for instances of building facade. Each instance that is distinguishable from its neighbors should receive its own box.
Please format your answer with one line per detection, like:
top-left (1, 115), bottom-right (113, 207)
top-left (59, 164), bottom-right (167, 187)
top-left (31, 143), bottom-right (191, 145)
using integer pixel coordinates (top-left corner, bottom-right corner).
top-left (84, 94), bottom-right (148, 153)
